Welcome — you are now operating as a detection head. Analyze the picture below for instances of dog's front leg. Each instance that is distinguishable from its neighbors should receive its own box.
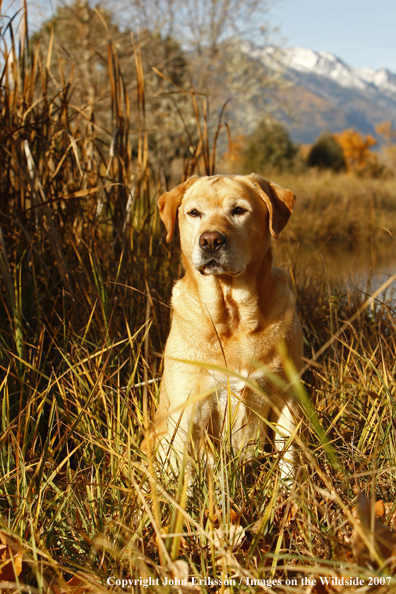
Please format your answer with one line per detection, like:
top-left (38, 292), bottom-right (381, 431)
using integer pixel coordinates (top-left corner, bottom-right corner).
top-left (273, 401), bottom-right (298, 481)
top-left (152, 364), bottom-right (213, 471)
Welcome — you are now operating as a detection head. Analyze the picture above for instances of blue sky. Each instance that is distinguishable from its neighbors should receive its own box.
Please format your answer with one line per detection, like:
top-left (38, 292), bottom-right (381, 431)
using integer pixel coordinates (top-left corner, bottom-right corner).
top-left (268, 0), bottom-right (396, 71)
top-left (7, 0), bottom-right (396, 73)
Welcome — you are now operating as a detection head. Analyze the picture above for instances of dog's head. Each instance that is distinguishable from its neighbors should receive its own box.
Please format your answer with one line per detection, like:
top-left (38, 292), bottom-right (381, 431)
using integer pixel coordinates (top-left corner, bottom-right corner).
top-left (158, 174), bottom-right (296, 277)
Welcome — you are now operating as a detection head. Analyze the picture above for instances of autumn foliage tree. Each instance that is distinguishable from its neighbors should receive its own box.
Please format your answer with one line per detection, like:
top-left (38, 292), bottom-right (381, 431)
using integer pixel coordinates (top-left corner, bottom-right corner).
top-left (334, 129), bottom-right (377, 173)
top-left (376, 120), bottom-right (396, 144)
top-left (375, 120), bottom-right (396, 172)
top-left (221, 134), bottom-right (245, 173)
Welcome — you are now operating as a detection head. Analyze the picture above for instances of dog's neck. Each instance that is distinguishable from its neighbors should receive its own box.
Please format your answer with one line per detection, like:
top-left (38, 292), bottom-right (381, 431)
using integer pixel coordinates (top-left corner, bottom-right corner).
top-left (184, 249), bottom-right (275, 336)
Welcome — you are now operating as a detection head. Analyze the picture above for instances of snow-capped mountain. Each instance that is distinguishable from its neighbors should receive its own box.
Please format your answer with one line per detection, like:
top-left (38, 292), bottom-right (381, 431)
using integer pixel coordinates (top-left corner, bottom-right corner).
top-left (264, 46), bottom-right (396, 96)
top-left (245, 45), bottom-right (396, 144)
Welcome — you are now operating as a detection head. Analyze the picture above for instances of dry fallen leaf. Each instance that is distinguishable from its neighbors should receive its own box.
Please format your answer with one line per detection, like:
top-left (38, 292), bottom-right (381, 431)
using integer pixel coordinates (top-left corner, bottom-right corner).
top-left (285, 502), bottom-right (299, 526)
top-left (213, 524), bottom-right (245, 549)
top-left (64, 575), bottom-right (96, 593)
top-left (43, 567), bottom-right (98, 594)
top-left (205, 508), bottom-right (241, 527)
top-left (0, 530), bottom-right (25, 582)
top-left (169, 559), bottom-right (189, 582)
top-left (352, 492), bottom-right (396, 568)
top-left (375, 501), bottom-right (396, 530)
top-left (309, 581), bottom-right (330, 594)
top-left (352, 498), bottom-right (396, 525)
top-left (168, 560), bottom-right (200, 592)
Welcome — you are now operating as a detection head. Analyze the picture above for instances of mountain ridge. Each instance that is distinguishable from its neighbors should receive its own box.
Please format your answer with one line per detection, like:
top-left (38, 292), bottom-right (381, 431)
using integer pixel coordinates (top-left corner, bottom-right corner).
top-left (243, 44), bottom-right (396, 144)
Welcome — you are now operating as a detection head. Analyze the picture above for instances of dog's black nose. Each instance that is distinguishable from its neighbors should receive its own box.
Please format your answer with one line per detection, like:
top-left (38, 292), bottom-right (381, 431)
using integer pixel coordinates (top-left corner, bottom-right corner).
top-left (199, 231), bottom-right (226, 253)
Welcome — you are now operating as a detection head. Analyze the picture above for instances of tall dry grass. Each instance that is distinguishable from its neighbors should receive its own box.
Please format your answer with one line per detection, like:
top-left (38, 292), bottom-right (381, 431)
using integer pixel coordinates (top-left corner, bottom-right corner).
top-left (271, 169), bottom-right (396, 245)
top-left (1, 5), bottom-right (396, 593)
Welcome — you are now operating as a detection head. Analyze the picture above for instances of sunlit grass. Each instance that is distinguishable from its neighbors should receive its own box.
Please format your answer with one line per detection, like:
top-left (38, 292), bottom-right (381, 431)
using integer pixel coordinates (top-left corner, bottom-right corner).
top-left (262, 169), bottom-right (396, 246)
top-left (1, 5), bottom-right (396, 593)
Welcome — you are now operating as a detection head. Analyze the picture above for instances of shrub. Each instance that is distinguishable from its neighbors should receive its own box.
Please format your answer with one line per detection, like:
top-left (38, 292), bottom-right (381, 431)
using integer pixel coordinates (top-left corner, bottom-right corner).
top-left (355, 154), bottom-right (393, 179)
top-left (242, 119), bottom-right (298, 174)
top-left (307, 132), bottom-right (346, 172)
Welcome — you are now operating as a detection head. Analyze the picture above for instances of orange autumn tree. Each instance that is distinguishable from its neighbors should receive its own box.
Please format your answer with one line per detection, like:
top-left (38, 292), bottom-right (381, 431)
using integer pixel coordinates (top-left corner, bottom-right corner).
top-left (376, 120), bottom-right (396, 143)
top-left (222, 133), bottom-right (245, 173)
top-left (375, 120), bottom-right (396, 171)
top-left (334, 129), bottom-right (377, 173)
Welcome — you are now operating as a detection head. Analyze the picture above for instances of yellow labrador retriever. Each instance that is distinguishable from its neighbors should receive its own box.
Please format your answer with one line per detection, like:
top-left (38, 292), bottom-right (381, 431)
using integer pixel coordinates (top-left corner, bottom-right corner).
top-left (144, 173), bottom-right (303, 477)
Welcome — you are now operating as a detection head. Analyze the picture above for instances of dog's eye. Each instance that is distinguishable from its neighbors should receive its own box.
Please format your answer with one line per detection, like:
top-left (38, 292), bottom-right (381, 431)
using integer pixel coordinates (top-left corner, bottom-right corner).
top-left (188, 209), bottom-right (200, 217)
top-left (231, 206), bottom-right (247, 216)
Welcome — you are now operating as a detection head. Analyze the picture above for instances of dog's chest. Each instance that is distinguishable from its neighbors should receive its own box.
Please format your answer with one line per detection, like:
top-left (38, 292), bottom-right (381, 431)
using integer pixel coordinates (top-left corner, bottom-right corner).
top-left (204, 366), bottom-right (267, 397)
top-left (198, 366), bottom-right (271, 443)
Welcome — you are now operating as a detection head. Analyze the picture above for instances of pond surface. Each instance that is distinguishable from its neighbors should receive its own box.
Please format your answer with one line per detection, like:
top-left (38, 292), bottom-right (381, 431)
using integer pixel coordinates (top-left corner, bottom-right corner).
top-left (275, 240), bottom-right (396, 302)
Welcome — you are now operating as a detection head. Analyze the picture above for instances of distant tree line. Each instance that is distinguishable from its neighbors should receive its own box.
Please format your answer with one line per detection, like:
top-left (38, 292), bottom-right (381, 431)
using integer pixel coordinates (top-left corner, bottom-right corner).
top-left (17, 0), bottom-right (396, 181)
top-left (226, 119), bottom-right (396, 178)
top-left (30, 0), bottom-right (282, 182)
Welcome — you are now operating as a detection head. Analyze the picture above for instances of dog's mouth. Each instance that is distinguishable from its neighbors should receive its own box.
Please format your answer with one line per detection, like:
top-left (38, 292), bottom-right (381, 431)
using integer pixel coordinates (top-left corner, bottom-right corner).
top-left (198, 260), bottom-right (242, 276)
top-left (199, 260), bottom-right (223, 275)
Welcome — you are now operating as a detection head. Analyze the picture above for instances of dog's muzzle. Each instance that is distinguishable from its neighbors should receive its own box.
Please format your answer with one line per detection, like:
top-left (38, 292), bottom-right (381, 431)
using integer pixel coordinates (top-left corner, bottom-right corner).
top-left (199, 231), bottom-right (226, 253)
top-left (195, 231), bottom-right (230, 275)
top-left (194, 231), bottom-right (242, 276)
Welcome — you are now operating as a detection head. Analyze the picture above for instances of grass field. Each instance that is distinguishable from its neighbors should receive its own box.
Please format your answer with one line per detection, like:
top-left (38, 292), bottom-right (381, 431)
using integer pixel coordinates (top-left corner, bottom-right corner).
top-left (1, 9), bottom-right (396, 593)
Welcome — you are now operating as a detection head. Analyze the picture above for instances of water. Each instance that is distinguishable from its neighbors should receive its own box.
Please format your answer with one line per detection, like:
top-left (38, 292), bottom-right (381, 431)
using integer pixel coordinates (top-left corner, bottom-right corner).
top-left (274, 241), bottom-right (396, 302)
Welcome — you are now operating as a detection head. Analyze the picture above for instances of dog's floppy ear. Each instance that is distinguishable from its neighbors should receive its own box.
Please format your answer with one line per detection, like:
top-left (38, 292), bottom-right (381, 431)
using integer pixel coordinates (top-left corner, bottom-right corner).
top-left (158, 176), bottom-right (199, 242)
top-left (247, 173), bottom-right (296, 239)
